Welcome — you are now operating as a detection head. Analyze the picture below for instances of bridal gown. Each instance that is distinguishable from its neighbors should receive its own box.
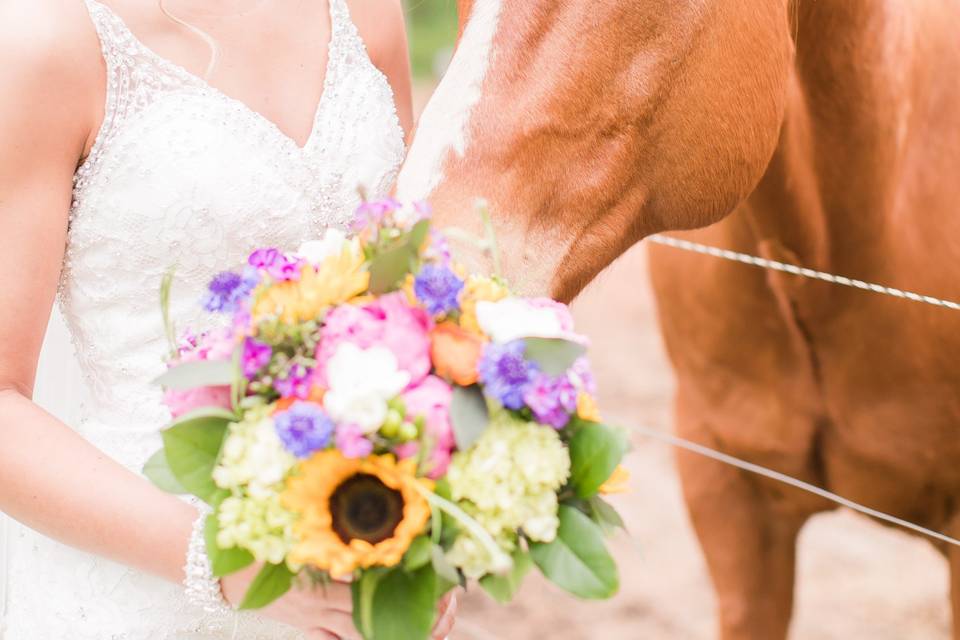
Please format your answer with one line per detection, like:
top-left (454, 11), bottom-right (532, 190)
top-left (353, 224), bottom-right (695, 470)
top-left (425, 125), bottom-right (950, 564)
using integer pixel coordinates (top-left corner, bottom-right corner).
top-left (0, 0), bottom-right (405, 637)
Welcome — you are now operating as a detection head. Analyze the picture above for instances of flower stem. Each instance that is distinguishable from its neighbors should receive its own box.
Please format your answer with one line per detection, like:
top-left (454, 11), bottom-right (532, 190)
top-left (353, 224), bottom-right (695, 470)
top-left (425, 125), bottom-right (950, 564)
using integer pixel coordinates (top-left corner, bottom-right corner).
top-left (413, 485), bottom-right (511, 572)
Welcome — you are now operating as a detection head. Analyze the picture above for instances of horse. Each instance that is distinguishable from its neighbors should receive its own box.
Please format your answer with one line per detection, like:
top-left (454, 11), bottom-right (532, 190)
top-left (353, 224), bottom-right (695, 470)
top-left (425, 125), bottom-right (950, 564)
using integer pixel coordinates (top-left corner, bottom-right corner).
top-left (397, 1), bottom-right (960, 639)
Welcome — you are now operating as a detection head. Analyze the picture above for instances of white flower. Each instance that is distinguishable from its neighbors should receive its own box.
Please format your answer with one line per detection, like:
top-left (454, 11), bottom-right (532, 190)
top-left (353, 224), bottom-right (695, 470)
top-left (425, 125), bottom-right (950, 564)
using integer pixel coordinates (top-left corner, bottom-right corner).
top-left (212, 411), bottom-right (296, 499)
top-left (323, 342), bottom-right (410, 433)
top-left (477, 298), bottom-right (567, 344)
top-left (295, 228), bottom-right (350, 265)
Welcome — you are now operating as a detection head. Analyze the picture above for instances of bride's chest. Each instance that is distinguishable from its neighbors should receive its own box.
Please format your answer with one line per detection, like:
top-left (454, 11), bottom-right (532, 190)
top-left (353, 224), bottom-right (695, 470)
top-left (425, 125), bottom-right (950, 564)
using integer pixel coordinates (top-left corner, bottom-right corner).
top-left (66, 88), bottom-right (402, 286)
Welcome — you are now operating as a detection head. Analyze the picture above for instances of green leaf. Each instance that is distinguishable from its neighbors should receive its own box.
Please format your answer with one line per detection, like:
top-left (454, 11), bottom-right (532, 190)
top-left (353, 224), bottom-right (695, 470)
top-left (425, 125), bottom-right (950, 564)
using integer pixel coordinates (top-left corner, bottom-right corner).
top-left (161, 412), bottom-right (231, 503)
top-left (523, 338), bottom-right (586, 376)
top-left (450, 385), bottom-right (489, 450)
top-left (142, 449), bottom-right (187, 494)
top-left (529, 505), bottom-right (619, 600)
top-left (407, 218), bottom-right (431, 250)
top-left (204, 514), bottom-right (255, 578)
top-left (588, 495), bottom-right (626, 536)
top-left (369, 244), bottom-right (416, 295)
top-left (238, 562), bottom-right (295, 610)
top-left (154, 359), bottom-right (235, 390)
top-left (370, 566), bottom-right (439, 640)
top-left (404, 536), bottom-right (433, 571)
top-left (568, 422), bottom-right (629, 499)
top-left (480, 550), bottom-right (533, 604)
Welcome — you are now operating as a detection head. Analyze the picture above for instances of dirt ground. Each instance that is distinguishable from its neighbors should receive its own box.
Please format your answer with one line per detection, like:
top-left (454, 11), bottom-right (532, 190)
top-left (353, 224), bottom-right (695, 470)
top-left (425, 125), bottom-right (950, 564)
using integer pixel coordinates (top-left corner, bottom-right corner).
top-left (450, 246), bottom-right (951, 640)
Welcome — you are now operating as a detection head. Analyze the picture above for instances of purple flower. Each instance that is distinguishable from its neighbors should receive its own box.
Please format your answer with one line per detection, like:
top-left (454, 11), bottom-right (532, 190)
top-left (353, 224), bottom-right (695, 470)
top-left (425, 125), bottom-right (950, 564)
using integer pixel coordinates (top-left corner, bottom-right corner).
top-left (335, 423), bottom-right (375, 459)
top-left (414, 264), bottom-right (464, 316)
top-left (274, 363), bottom-right (313, 399)
top-left (569, 357), bottom-right (597, 395)
top-left (202, 268), bottom-right (257, 313)
top-left (248, 248), bottom-right (303, 282)
top-left (352, 198), bottom-right (401, 231)
top-left (242, 337), bottom-right (272, 379)
top-left (274, 402), bottom-right (334, 458)
top-left (523, 373), bottom-right (579, 429)
top-left (478, 340), bottom-right (539, 410)
top-left (424, 229), bottom-right (452, 265)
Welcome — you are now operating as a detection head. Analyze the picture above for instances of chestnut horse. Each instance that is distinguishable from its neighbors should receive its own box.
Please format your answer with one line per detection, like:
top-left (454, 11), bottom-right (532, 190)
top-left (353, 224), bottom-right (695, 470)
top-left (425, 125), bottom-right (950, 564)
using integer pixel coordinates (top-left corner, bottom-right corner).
top-left (398, 1), bottom-right (960, 639)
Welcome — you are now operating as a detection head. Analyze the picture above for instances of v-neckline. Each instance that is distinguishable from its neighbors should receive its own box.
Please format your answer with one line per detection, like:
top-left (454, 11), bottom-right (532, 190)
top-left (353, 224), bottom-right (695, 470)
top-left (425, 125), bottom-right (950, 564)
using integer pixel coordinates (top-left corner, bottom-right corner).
top-left (89, 0), bottom-right (337, 153)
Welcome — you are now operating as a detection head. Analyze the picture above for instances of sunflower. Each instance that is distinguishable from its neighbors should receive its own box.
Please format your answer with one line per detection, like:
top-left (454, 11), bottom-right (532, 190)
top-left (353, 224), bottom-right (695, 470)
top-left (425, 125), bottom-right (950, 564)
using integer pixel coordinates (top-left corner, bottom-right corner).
top-left (253, 246), bottom-right (370, 324)
top-left (282, 452), bottom-right (433, 579)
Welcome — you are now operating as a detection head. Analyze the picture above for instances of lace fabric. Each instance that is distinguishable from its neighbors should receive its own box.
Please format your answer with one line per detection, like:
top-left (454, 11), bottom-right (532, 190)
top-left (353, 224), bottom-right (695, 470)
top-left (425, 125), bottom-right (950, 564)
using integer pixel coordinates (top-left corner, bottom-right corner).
top-left (1, 1), bottom-right (404, 637)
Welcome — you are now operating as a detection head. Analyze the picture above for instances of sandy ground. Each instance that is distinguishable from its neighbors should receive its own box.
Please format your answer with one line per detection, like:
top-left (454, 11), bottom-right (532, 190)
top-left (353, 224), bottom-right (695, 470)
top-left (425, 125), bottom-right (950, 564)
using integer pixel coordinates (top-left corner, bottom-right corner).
top-left (449, 246), bottom-right (952, 640)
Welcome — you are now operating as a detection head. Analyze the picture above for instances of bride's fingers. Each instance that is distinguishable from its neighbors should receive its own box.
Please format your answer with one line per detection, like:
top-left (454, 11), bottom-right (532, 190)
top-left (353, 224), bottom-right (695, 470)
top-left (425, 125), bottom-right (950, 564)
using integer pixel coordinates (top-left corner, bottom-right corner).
top-left (432, 591), bottom-right (459, 639)
top-left (305, 632), bottom-right (339, 640)
top-left (312, 612), bottom-right (363, 640)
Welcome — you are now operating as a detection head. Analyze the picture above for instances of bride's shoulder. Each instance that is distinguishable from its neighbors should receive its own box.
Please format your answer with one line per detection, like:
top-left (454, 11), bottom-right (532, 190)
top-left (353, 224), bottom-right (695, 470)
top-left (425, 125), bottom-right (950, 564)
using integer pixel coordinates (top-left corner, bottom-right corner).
top-left (0, 0), bottom-right (103, 142)
top-left (345, 0), bottom-right (406, 68)
top-left (0, 0), bottom-right (103, 79)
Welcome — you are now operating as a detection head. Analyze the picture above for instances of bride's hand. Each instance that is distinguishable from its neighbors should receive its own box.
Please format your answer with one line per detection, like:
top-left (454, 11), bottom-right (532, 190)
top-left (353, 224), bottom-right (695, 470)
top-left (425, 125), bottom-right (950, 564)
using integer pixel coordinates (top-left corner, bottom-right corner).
top-left (221, 564), bottom-right (459, 640)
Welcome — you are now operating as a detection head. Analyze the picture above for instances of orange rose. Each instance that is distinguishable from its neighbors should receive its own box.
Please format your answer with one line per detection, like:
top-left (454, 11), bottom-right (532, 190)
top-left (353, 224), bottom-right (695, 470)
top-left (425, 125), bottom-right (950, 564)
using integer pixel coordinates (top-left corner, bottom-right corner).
top-left (431, 321), bottom-right (485, 386)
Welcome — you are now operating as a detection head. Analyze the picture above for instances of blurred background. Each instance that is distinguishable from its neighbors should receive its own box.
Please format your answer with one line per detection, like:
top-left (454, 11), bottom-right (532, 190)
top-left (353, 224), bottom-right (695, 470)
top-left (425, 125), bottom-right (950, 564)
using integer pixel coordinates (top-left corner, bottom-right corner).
top-left (402, 2), bottom-right (953, 639)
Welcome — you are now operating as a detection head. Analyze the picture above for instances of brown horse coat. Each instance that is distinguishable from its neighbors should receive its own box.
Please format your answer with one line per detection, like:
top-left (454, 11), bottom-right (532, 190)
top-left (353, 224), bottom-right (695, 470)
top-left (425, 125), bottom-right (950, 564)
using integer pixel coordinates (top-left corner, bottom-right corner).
top-left (400, 1), bottom-right (960, 638)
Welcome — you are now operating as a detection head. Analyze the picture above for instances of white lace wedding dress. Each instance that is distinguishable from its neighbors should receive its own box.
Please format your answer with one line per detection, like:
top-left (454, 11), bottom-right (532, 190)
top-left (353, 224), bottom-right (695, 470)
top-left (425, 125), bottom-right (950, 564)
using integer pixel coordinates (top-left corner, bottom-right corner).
top-left (0, 0), bottom-right (404, 637)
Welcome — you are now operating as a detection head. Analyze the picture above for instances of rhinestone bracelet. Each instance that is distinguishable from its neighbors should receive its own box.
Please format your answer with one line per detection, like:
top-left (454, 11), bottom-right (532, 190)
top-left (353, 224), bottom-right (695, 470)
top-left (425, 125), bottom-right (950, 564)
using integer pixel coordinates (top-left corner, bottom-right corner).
top-left (184, 504), bottom-right (233, 625)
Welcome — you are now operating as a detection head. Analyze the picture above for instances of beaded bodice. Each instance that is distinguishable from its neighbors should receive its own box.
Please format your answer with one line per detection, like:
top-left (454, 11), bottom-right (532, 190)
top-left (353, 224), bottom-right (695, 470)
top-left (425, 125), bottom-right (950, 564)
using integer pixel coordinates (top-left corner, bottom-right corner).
top-left (59, 0), bottom-right (404, 460)
top-left (1, 1), bottom-right (403, 638)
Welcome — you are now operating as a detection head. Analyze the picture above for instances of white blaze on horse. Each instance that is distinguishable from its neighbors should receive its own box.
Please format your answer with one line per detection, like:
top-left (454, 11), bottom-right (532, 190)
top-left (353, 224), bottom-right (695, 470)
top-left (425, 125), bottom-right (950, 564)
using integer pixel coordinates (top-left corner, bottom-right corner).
top-left (400, 1), bottom-right (960, 639)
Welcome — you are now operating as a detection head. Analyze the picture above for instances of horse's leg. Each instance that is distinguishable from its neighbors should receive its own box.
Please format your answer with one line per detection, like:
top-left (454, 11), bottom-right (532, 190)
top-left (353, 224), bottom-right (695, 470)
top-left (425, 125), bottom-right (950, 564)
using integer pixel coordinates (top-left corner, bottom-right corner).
top-left (674, 402), bottom-right (816, 640)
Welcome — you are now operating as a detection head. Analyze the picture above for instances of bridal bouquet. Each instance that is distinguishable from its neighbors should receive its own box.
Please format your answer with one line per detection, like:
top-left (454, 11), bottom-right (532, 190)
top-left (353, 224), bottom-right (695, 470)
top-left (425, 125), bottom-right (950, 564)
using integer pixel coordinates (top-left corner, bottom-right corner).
top-left (146, 199), bottom-right (629, 640)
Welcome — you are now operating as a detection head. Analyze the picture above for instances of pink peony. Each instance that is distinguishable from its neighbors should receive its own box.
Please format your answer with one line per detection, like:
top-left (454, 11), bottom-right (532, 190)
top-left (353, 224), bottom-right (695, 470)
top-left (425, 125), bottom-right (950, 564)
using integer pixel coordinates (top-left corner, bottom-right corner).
top-left (164, 386), bottom-right (232, 419)
top-left (315, 292), bottom-right (433, 388)
top-left (397, 376), bottom-right (455, 479)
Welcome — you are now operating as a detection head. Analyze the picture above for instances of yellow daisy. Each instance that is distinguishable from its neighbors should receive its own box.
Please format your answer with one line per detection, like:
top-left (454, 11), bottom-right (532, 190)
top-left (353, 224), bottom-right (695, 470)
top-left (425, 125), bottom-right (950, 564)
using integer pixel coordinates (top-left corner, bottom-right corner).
top-left (253, 246), bottom-right (370, 324)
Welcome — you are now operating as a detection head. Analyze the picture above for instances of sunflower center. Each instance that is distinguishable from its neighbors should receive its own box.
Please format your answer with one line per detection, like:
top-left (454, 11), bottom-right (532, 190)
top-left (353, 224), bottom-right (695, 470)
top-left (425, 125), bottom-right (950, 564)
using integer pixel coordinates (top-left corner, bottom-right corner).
top-left (330, 474), bottom-right (405, 545)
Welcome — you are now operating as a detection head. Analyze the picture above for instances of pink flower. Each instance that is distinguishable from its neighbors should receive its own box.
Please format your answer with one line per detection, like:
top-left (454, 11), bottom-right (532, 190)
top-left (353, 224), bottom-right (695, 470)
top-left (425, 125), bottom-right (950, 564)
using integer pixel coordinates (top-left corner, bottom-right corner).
top-left (164, 386), bottom-right (232, 419)
top-left (164, 327), bottom-right (237, 418)
top-left (315, 293), bottom-right (433, 388)
top-left (335, 423), bottom-right (374, 459)
top-left (398, 376), bottom-right (455, 479)
top-left (528, 298), bottom-right (577, 333)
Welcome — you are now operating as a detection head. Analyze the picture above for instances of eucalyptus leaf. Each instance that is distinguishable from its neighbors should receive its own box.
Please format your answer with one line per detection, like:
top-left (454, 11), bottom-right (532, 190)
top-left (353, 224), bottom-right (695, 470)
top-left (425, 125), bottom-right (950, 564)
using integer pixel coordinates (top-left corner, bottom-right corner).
top-left (142, 449), bottom-right (187, 494)
top-left (450, 385), bottom-right (489, 451)
top-left (588, 495), bottom-right (627, 535)
top-left (238, 562), bottom-right (295, 610)
top-left (568, 422), bottom-right (629, 499)
top-left (204, 514), bottom-right (255, 578)
top-left (161, 413), bottom-right (231, 503)
top-left (154, 359), bottom-right (235, 390)
top-left (370, 566), bottom-right (439, 640)
top-left (523, 338), bottom-right (586, 376)
top-left (480, 550), bottom-right (533, 604)
top-left (529, 505), bottom-right (619, 600)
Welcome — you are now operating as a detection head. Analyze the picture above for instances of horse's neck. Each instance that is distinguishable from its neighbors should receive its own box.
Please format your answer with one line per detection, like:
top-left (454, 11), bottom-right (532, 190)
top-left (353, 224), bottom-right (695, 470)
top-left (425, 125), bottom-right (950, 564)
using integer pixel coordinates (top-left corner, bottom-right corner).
top-left (748, 0), bottom-right (956, 269)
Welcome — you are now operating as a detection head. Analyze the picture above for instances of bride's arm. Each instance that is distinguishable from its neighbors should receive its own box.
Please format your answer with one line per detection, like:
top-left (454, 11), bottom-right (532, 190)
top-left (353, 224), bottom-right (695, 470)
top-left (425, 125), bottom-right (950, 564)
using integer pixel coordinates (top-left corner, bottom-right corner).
top-left (0, 1), bottom-right (200, 586)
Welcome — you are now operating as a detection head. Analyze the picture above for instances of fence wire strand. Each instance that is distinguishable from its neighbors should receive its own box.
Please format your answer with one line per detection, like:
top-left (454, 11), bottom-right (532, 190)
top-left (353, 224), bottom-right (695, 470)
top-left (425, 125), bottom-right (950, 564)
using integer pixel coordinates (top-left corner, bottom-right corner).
top-left (639, 233), bottom-right (960, 547)
top-left (648, 234), bottom-right (960, 311)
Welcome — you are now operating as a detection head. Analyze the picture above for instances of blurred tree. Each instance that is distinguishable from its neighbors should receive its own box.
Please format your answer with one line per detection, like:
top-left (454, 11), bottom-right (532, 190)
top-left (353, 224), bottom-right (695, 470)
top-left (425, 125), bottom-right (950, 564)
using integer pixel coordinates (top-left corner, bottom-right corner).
top-left (405, 0), bottom-right (457, 80)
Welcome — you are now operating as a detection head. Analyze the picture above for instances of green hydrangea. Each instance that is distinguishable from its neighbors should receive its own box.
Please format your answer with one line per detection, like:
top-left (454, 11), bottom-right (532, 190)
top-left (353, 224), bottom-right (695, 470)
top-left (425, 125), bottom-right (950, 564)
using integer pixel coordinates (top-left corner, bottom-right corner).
top-left (445, 411), bottom-right (571, 578)
top-left (216, 492), bottom-right (296, 566)
top-left (212, 405), bottom-right (295, 499)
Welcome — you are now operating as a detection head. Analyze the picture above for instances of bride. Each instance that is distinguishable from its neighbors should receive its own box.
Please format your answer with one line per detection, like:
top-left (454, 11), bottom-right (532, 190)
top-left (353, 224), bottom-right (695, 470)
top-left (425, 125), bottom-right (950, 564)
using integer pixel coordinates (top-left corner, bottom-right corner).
top-left (0, 0), bottom-right (456, 638)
